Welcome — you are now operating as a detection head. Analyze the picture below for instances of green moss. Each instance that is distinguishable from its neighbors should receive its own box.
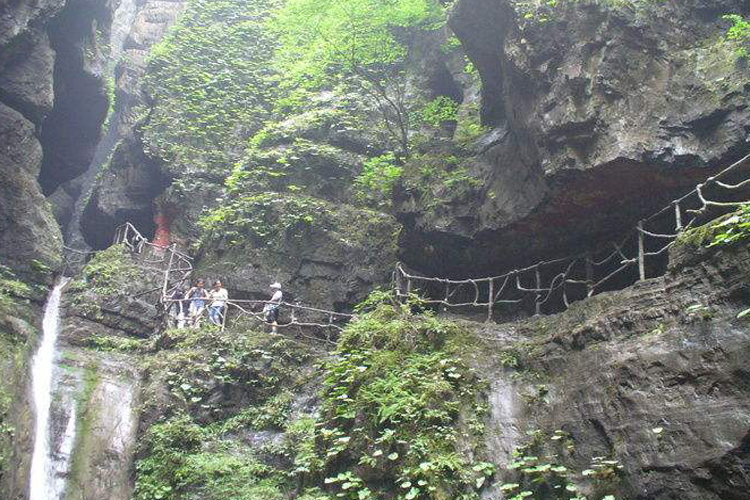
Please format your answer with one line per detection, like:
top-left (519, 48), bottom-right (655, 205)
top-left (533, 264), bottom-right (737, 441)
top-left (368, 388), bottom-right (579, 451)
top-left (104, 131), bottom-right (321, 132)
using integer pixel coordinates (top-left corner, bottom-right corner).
top-left (85, 335), bottom-right (147, 353)
top-left (67, 244), bottom-right (151, 317)
top-left (66, 361), bottom-right (102, 497)
top-left (142, 0), bottom-right (280, 177)
top-left (0, 265), bottom-right (41, 477)
top-left (673, 207), bottom-right (750, 249)
top-left (673, 221), bottom-right (723, 248)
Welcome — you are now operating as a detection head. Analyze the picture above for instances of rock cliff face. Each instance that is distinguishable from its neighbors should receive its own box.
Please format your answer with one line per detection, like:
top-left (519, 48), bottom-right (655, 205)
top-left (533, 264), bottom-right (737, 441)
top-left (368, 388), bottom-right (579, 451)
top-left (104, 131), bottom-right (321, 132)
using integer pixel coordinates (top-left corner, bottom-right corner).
top-left (1, 0), bottom-right (750, 498)
top-left (398, 0), bottom-right (750, 276)
top-left (473, 231), bottom-right (750, 500)
top-left (0, 0), bottom-right (182, 497)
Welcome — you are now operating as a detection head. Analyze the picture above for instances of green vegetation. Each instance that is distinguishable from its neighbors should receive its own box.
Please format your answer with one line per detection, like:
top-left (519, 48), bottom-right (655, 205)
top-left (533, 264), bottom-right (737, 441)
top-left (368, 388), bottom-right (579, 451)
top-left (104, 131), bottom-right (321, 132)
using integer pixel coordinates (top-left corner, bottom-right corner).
top-left (294, 291), bottom-right (494, 499)
top-left (500, 430), bottom-right (621, 500)
top-left (135, 327), bottom-right (317, 500)
top-left (65, 244), bottom-right (152, 318)
top-left (709, 204), bottom-right (750, 247)
top-left (273, 0), bottom-right (446, 156)
top-left (85, 334), bottom-right (146, 353)
top-left (143, 0), bottom-right (280, 177)
top-left (724, 14), bottom-right (750, 58)
top-left (421, 96), bottom-right (459, 129)
top-left (353, 153), bottom-right (404, 208)
top-left (511, 0), bottom-right (667, 24)
top-left (198, 193), bottom-right (321, 247)
top-left (68, 244), bottom-right (148, 298)
top-left (135, 415), bottom-right (288, 500)
top-left (0, 264), bottom-right (39, 480)
top-left (133, 292), bottom-right (496, 500)
top-left (0, 264), bottom-right (33, 310)
top-left (674, 204), bottom-right (750, 249)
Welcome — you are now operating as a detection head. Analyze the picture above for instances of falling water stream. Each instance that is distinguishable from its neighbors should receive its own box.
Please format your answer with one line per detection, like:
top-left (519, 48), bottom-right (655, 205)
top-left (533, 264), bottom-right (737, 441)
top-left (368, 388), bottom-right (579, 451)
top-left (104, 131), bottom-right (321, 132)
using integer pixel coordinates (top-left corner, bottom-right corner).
top-left (28, 277), bottom-right (72, 500)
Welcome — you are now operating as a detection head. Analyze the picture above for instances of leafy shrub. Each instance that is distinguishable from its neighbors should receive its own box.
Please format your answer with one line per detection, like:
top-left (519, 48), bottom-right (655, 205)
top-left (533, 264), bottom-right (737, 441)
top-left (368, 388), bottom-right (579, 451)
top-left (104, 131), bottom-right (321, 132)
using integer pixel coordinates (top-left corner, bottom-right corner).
top-left (296, 291), bottom-right (495, 500)
top-left (353, 153), bottom-right (403, 208)
top-left (143, 0), bottom-right (280, 175)
top-left (724, 14), bottom-right (750, 58)
top-left (421, 96), bottom-right (459, 128)
top-left (709, 204), bottom-right (750, 247)
top-left (500, 429), bottom-right (622, 500)
top-left (198, 193), bottom-right (321, 246)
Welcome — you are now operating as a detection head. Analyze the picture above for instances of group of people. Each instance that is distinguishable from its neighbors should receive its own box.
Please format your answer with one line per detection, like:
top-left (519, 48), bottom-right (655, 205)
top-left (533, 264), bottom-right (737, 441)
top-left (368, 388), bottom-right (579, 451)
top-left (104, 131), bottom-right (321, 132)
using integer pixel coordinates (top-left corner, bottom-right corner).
top-left (168, 279), bottom-right (283, 331)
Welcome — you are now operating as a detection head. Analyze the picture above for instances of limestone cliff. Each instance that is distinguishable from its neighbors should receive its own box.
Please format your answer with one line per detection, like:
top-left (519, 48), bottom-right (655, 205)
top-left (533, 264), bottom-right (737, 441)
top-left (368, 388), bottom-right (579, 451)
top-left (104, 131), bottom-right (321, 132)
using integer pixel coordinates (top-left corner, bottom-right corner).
top-left (1, 0), bottom-right (750, 499)
top-left (398, 0), bottom-right (750, 276)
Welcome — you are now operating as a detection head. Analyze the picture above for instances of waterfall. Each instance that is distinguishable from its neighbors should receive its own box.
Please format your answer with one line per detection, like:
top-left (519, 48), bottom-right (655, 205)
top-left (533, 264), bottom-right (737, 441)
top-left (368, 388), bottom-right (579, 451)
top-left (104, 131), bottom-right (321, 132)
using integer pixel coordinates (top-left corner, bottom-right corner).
top-left (28, 277), bottom-right (72, 500)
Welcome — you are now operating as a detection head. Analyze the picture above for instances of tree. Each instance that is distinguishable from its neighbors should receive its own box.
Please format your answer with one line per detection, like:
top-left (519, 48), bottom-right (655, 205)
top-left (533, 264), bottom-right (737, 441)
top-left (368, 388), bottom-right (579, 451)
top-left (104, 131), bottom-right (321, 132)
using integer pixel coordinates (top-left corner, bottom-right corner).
top-left (272, 0), bottom-right (445, 158)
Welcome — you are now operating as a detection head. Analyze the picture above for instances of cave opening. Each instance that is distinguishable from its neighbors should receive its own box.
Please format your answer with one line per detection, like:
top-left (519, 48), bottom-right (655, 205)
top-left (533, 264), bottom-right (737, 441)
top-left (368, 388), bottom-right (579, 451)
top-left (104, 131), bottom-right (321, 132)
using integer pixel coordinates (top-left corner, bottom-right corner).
top-left (399, 154), bottom-right (750, 322)
top-left (38, 2), bottom-right (112, 195)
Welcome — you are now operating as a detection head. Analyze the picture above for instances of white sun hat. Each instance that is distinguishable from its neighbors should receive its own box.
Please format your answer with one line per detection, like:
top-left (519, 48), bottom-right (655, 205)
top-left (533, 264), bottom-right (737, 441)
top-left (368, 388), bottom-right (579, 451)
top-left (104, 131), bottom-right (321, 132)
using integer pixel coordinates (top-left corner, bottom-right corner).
top-left (270, 282), bottom-right (282, 289)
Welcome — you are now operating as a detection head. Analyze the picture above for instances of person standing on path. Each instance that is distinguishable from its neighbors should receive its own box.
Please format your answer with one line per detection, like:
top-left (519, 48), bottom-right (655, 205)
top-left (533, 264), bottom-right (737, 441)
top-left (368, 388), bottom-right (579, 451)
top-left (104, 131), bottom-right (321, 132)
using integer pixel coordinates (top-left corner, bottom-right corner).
top-left (209, 280), bottom-right (228, 326)
top-left (169, 287), bottom-right (188, 329)
top-left (264, 282), bottom-right (283, 333)
top-left (186, 279), bottom-right (208, 328)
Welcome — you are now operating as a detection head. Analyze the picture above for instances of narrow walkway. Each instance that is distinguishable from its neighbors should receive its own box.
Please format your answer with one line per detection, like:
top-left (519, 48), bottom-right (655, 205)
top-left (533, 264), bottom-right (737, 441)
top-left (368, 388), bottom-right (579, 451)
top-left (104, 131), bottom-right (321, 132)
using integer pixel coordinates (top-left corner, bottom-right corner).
top-left (395, 153), bottom-right (750, 321)
top-left (113, 223), bottom-right (352, 339)
top-left (72, 153), bottom-right (750, 339)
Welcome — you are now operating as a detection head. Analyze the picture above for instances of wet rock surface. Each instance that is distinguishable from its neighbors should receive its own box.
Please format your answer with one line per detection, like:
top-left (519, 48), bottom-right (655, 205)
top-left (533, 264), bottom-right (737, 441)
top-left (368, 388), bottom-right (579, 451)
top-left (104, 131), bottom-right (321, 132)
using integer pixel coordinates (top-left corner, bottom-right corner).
top-left (398, 0), bottom-right (750, 276)
top-left (50, 346), bottom-right (140, 500)
top-left (0, 102), bottom-right (62, 275)
top-left (473, 239), bottom-right (750, 499)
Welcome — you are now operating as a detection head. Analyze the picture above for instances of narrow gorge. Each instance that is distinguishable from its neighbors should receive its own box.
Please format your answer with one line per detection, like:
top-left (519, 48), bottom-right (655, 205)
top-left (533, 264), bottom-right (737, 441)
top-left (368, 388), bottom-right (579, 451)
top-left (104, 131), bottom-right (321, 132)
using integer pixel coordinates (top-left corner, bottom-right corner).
top-left (0, 0), bottom-right (749, 499)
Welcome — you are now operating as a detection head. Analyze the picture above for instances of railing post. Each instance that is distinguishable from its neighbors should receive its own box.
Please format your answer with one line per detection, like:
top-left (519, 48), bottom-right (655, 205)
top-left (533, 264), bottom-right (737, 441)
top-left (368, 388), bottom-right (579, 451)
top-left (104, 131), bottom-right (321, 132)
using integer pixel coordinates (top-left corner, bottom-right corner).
top-left (221, 303), bottom-right (228, 332)
top-left (535, 265), bottom-right (542, 316)
top-left (674, 202), bottom-right (683, 231)
top-left (406, 278), bottom-right (412, 296)
top-left (487, 278), bottom-right (494, 322)
top-left (585, 252), bottom-right (594, 297)
top-left (163, 245), bottom-right (175, 299)
top-left (637, 221), bottom-right (646, 281)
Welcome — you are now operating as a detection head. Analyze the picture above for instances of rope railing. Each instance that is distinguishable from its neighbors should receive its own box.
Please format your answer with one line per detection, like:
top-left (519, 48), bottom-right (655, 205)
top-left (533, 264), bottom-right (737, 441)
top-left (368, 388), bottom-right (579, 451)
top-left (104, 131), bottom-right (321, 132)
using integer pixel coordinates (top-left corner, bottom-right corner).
top-left (113, 222), bottom-right (195, 302)
top-left (110, 222), bottom-right (350, 340)
top-left (395, 152), bottom-right (750, 321)
top-left (163, 298), bottom-right (353, 341)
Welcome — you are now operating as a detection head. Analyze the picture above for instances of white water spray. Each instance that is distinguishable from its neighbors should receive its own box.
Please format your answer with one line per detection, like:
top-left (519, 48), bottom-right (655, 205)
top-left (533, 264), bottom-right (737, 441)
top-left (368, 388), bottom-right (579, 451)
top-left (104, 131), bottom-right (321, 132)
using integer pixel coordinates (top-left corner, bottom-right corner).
top-left (29, 277), bottom-right (72, 500)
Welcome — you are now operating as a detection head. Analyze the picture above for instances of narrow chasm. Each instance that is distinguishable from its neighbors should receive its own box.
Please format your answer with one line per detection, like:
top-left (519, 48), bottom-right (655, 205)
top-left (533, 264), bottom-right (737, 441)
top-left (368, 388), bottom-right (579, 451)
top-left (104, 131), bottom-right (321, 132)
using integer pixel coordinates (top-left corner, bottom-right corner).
top-left (38, 0), bottom-right (112, 195)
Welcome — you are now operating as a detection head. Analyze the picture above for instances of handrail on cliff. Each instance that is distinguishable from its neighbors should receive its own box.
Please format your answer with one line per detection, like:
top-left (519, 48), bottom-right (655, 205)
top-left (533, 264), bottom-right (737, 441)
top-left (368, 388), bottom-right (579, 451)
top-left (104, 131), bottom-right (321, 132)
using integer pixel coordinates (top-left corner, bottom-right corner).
top-left (109, 152), bottom-right (750, 337)
top-left (394, 152), bottom-right (750, 322)
top-left (112, 222), bottom-right (353, 338)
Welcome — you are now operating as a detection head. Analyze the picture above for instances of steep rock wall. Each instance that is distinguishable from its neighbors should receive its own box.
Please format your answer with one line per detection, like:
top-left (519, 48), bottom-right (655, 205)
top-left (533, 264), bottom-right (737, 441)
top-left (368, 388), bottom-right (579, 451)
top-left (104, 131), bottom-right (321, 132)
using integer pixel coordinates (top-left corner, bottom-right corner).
top-left (0, 0), bottom-right (119, 496)
top-left (472, 233), bottom-right (750, 499)
top-left (398, 0), bottom-right (750, 276)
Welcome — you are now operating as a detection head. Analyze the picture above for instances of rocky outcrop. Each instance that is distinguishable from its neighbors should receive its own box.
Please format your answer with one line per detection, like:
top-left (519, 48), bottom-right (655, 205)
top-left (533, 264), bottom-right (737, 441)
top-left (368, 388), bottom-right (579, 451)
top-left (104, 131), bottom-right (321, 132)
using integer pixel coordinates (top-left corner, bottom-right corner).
top-left (75, 0), bottom-right (186, 251)
top-left (0, 102), bottom-right (62, 276)
top-left (472, 234), bottom-right (750, 499)
top-left (38, 0), bottom-right (116, 195)
top-left (398, 0), bottom-right (750, 277)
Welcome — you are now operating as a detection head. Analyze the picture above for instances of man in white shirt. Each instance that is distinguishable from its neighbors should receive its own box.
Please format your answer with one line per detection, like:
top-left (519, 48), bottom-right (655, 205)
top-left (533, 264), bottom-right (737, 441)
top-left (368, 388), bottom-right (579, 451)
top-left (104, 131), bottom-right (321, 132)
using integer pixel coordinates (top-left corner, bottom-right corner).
top-left (264, 282), bottom-right (283, 332)
top-left (209, 280), bottom-right (228, 326)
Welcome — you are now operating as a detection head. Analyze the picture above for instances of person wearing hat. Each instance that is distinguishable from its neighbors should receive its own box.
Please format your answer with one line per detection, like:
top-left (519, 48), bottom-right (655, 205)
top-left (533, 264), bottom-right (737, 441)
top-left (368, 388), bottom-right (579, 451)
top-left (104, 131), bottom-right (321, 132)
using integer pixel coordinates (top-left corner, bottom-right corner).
top-left (263, 282), bottom-right (283, 332)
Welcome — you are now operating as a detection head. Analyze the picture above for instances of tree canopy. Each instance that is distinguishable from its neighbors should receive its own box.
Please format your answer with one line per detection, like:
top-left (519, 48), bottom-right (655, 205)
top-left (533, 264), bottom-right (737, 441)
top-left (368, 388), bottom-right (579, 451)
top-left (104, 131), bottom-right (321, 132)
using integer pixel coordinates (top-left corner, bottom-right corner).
top-left (273, 0), bottom-right (445, 88)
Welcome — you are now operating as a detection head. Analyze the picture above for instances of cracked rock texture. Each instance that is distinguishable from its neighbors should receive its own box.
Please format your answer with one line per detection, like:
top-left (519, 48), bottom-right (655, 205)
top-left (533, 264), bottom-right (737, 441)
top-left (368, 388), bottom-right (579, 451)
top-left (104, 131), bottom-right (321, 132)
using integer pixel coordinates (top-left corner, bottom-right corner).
top-left (397, 0), bottom-right (750, 277)
top-left (473, 237), bottom-right (750, 500)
